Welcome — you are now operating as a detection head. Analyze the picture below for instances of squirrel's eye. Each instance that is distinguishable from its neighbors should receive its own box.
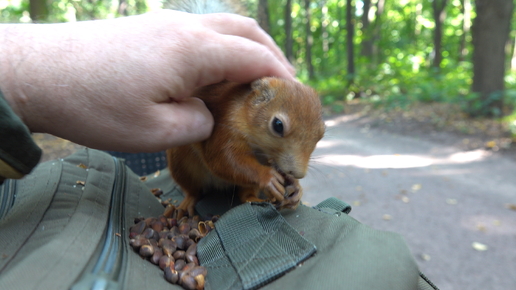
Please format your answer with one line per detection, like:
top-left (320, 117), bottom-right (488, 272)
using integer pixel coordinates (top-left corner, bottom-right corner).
top-left (272, 117), bottom-right (284, 137)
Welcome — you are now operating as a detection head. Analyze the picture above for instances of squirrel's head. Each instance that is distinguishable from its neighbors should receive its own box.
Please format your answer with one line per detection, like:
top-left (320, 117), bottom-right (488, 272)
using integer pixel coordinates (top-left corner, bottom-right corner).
top-left (245, 77), bottom-right (325, 179)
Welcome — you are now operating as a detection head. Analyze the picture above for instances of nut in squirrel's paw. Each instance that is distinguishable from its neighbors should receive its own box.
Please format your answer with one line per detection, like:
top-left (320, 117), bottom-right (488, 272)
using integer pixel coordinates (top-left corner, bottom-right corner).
top-left (274, 174), bottom-right (303, 210)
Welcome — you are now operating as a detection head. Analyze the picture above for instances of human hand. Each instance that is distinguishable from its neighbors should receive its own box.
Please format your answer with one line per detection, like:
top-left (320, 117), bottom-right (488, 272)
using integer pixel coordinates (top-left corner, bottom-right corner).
top-left (0, 10), bottom-right (295, 152)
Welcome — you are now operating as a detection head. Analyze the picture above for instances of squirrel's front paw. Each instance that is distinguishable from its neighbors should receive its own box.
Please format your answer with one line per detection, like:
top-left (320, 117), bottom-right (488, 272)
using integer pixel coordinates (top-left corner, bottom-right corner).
top-left (262, 169), bottom-right (286, 203)
top-left (278, 176), bottom-right (303, 210)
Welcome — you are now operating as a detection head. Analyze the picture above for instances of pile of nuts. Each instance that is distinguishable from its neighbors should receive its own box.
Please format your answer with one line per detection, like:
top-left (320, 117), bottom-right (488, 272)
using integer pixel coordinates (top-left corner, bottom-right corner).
top-left (129, 203), bottom-right (218, 290)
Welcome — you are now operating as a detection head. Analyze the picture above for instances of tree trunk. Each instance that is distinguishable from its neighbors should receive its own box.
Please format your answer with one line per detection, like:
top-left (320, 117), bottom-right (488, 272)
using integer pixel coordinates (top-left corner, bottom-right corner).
top-left (432, 0), bottom-right (447, 68)
top-left (29, 0), bottom-right (49, 22)
top-left (258, 0), bottom-right (270, 34)
top-left (346, 0), bottom-right (355, 84)
top-left (459, 0), bottom-right (471, 62)
top-left (305, 0), bottom-right (314, 79)
top-left (321, 2), bottom-right (329, 59)
top-left (372, 0), bottom-right (385, 65)
top-left (471, 0), bottom-right (514, 116)
top-left (336, 2), bottom-right (343, 64)
top-left (360, 0), bottom-right (372, 57)
top-left (285, 0), bottom-right (294, 63)
top-left (118, 0), bottom-right (128, 16)
top-left (511, 34), bottom-right (516, 71)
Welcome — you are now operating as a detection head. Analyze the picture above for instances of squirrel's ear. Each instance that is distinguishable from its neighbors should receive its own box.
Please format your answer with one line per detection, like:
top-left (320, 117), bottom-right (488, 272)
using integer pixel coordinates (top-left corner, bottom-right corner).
top-left (250, 78), bottom-right (275, 105)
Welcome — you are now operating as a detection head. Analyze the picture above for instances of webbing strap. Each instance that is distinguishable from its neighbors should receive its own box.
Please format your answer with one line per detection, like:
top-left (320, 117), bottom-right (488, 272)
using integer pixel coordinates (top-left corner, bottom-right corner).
top-left (197, 202), bottom-right (316, 290)
top-left (315, 197), bottom-right (352, 214)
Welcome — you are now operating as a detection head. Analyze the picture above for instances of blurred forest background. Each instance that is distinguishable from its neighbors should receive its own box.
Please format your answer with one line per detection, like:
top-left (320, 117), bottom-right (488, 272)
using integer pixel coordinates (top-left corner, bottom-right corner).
top-left (2, 0), bottom-right (516, 146)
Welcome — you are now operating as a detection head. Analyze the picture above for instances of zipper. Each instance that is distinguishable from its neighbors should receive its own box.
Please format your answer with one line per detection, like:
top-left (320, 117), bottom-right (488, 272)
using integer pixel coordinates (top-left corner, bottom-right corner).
top-left (0, 179), bottom-right (16, 220)
top-left (71, 157), bottom-right (127, 290)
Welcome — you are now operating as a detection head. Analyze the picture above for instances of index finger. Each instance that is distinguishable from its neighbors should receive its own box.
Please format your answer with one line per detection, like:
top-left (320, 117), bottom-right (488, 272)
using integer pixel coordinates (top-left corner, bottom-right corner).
top-left (198, 13), bottom-right (296, 77)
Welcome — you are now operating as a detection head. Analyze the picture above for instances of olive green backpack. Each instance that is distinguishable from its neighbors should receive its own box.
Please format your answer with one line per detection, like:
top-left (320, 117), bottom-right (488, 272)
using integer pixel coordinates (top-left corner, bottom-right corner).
top-left (0, 149), bottom-right (439, 290)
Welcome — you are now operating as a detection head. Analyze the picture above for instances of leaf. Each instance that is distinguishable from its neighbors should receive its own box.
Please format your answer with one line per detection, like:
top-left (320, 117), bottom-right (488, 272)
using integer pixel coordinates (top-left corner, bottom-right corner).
top-left (472, 242), bottom-right (488, 251)
top-left (421, 254), bottom-right (431, 261)
top-left (411, 184), bottom-right (422, 192)
top-left (504, 204), bottom-right (516, 211)
top-left (77, 163), bottom-right (87, 169)
top-left (382, 214), bottom-right (392, 221)
top-left (446, 198), bottom-right (458, 205)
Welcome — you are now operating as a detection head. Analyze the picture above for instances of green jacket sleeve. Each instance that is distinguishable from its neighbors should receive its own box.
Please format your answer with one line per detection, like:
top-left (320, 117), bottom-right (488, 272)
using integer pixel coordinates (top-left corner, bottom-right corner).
top-left (0, 88), bottom-right (42, 184)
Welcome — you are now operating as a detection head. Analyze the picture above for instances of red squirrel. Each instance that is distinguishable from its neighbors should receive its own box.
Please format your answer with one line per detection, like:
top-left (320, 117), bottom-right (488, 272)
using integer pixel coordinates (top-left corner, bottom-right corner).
top-left (167, 78), bottom-right (324, 216)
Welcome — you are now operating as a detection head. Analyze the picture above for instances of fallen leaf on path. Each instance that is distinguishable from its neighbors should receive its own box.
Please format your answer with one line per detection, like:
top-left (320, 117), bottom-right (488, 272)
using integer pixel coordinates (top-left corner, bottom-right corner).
top-left (504, 204), bottom-right (516, 211)
top-left (76, 180), bottom-right (85, 186)
top-left (382, 214), bottom-right (392, 221)
top-left (472, 242), bottom-right (488, 251)
top-left (153, 170), bottom-right (160, 178)
top-left (446, 198), bottom-right (458, 205)
top-left (140, 176), bottom-right (147, 182)
top-left (486, 141), bottom-right (496, 148)
top-left (411, 184), bottom-right (422, 192)
top-left (421, 254), bottom-right (431, 261)
top-left (401, 196), bottom-right (409, 203)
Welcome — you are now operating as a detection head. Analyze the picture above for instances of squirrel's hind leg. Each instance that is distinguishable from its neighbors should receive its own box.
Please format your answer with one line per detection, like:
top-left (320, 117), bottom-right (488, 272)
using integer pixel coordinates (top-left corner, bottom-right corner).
top-left (238, 186), bottom-right (269, 204)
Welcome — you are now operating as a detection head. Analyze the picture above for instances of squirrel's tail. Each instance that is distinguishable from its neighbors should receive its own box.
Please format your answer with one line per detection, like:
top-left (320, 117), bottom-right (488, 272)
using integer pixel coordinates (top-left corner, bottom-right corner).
top-left (164, 0), bottom-right (247, 15)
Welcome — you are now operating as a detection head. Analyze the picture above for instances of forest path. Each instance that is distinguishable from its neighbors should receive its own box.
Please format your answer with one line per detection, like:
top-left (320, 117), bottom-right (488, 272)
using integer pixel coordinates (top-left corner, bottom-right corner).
top-left (301, 113), bottom-right (516, 290)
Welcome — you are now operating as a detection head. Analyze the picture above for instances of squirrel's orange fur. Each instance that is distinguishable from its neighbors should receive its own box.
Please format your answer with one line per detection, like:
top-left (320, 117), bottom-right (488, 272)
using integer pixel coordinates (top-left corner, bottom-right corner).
top-left (167, 77), bottom-right (324, 216)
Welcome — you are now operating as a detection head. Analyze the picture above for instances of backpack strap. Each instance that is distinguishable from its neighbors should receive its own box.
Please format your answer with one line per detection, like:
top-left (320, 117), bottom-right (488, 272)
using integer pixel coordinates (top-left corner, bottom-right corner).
top-left (314, 197), bottom-right (352, 214)
top-left (197, 202), bottom-right (316, 290)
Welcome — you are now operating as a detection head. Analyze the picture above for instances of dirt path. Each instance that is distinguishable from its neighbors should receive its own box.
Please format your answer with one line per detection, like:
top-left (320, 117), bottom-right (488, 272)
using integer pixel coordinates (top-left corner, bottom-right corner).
top-left (301, 112), bottom-right (516, 290)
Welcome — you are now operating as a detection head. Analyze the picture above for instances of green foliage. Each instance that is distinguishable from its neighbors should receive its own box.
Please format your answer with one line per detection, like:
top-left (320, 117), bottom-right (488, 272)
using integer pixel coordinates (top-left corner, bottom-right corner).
top-left (0, 0), bottom-right (151, 23)
top-left (267, 0), bottom-right (516, 120)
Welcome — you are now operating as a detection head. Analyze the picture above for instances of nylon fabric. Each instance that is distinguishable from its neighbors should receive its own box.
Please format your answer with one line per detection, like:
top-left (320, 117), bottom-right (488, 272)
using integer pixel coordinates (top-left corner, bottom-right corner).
top-left (261, 205), bottom-right (421, 290)
top-left (197, 230), bottom-right (243, 290)
top-left (198, 202), bottom-right (316, 290)
top-left (0, 149), bottom-right (116, 290)
top-left (418, 272), bottom-right (440, 290)
top-left (314, 196), bottom-right (352, 214)
top-left (0, 158), bottom-right (61, 272)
